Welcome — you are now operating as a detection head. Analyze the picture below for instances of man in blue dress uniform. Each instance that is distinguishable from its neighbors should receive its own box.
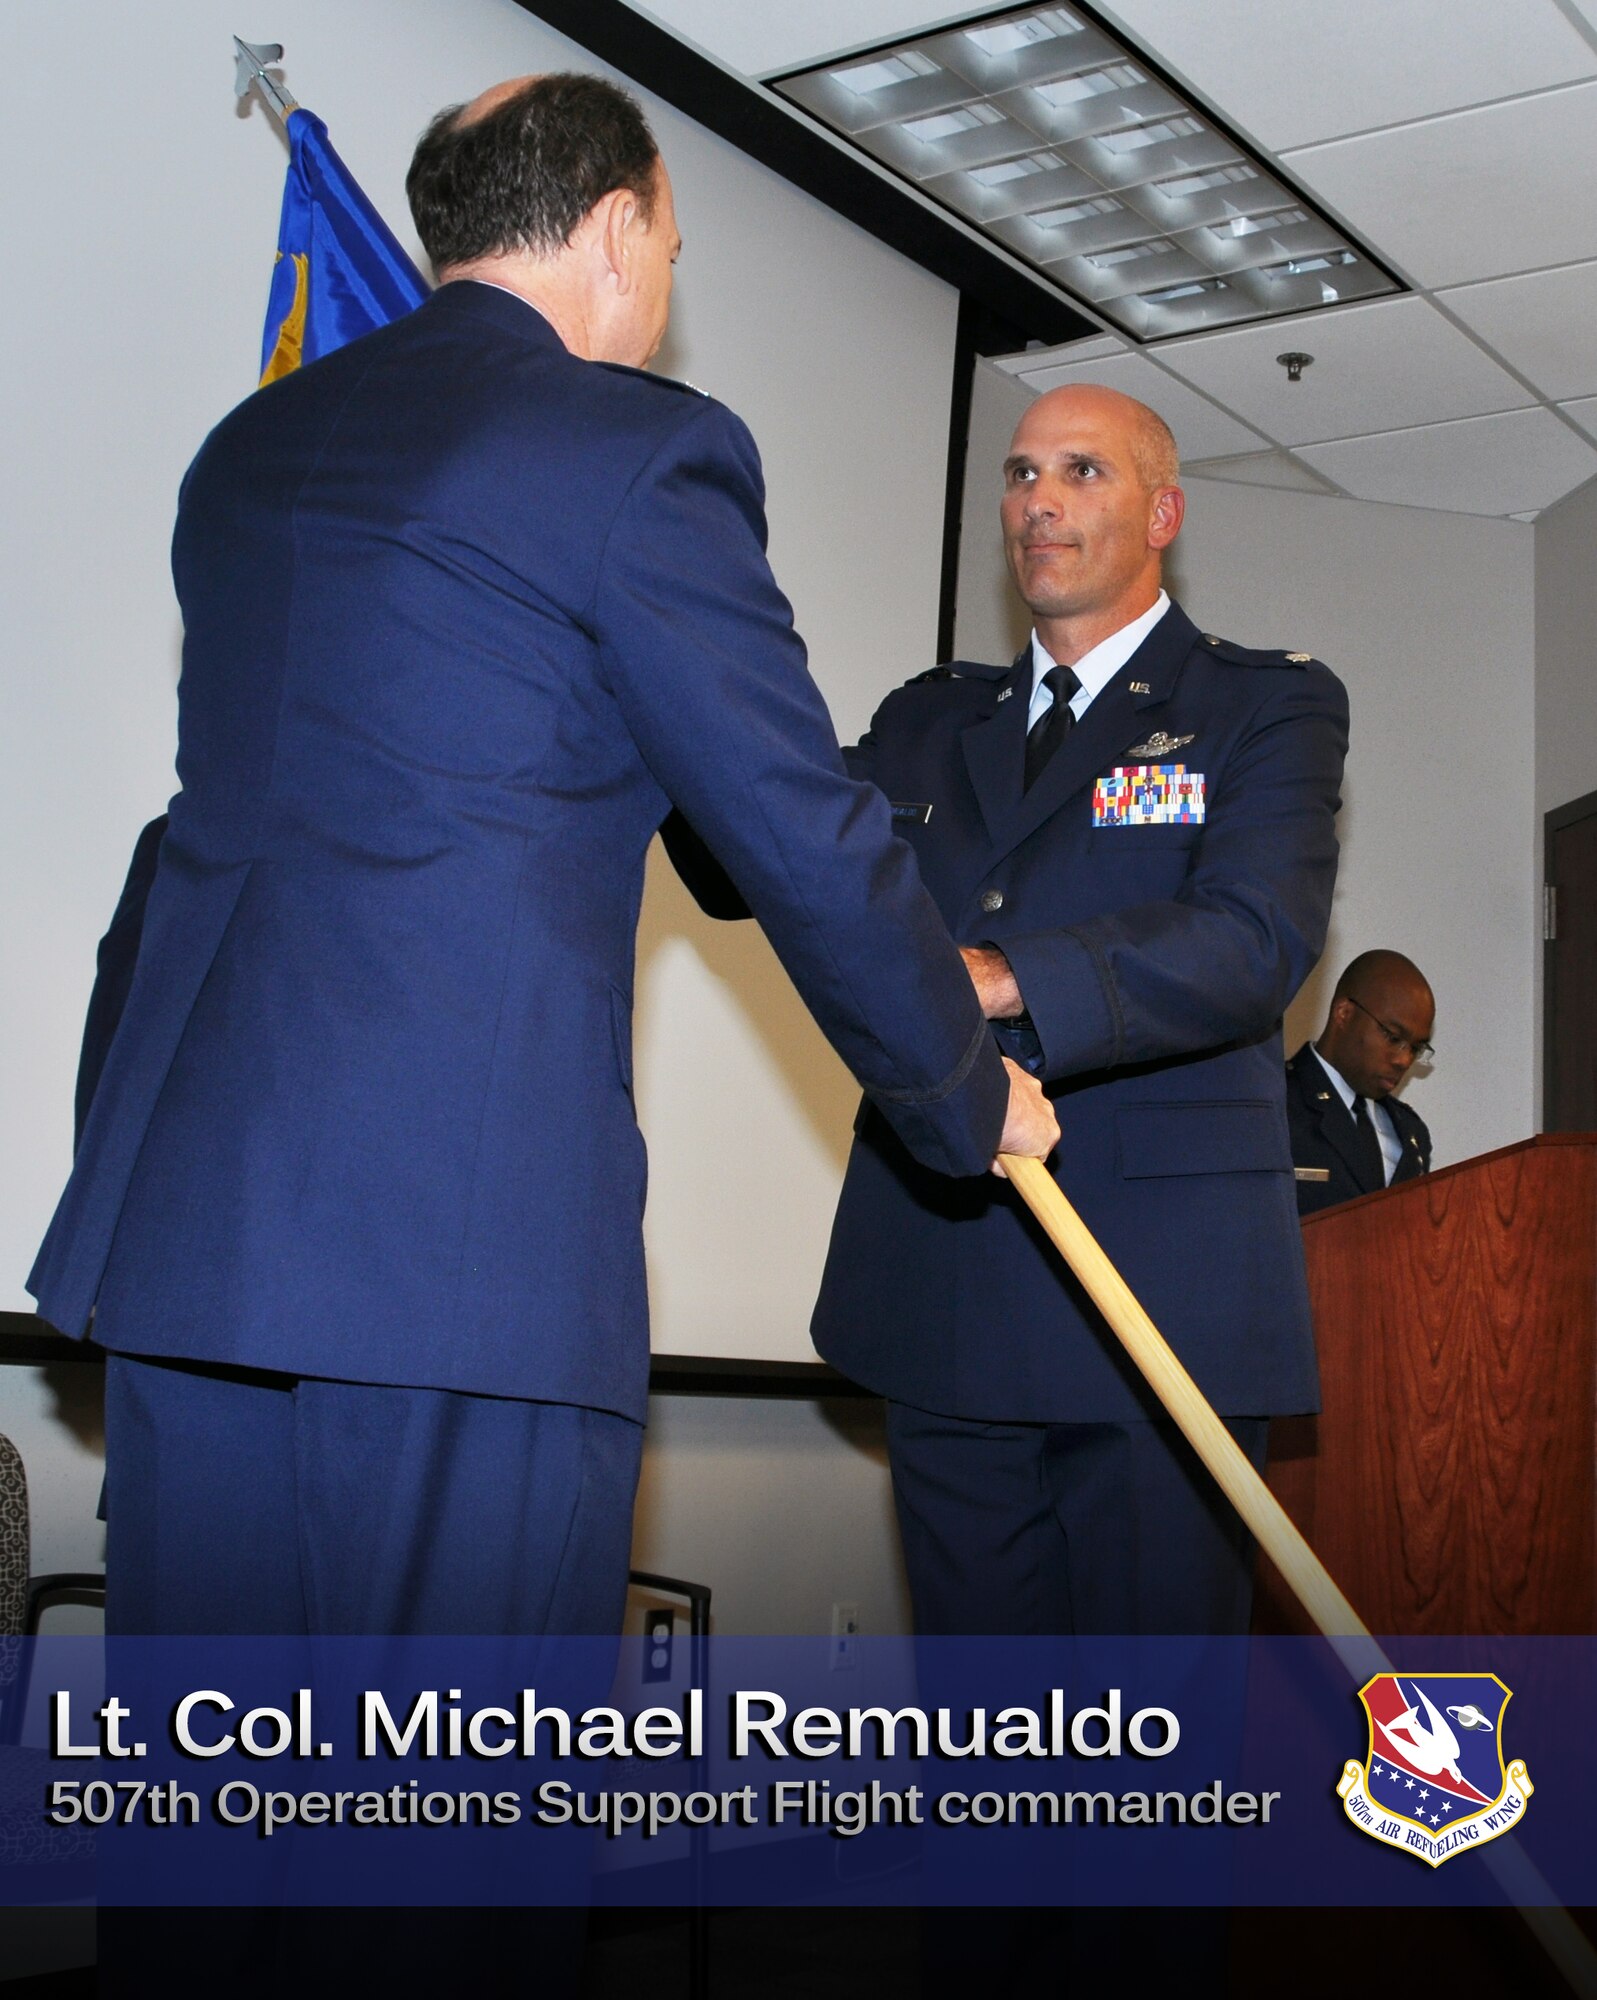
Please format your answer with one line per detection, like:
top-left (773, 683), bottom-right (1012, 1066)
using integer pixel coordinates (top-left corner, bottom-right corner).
top-left (673, 382), bottom-right (1348, 1636)
top-left (28, 74), bottom-right (1056, 1638)
top-left (812, 382), bottom-right (1349, 1636)
top-left (1287, 949), bottom-right (1434, 1213)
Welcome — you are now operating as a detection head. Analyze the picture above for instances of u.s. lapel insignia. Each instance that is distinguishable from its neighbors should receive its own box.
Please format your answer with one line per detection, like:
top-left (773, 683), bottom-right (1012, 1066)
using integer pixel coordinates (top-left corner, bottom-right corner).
top-left (996, 687), bottom-right (1013, 702)
top-left (1125, 730), bottom-right (1194, 759)
top-left (1129, 681), bottom-right (1151, 695)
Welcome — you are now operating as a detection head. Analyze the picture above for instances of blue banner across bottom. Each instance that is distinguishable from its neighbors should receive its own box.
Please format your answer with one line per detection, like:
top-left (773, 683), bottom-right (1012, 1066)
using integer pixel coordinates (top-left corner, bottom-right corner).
top-left (4, 1635), bottom-right (1591, 1909)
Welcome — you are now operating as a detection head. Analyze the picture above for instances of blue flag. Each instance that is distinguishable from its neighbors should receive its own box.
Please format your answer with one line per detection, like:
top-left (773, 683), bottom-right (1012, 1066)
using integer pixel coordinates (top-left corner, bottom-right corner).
top-left (259, 110), bottom-right (429, 385)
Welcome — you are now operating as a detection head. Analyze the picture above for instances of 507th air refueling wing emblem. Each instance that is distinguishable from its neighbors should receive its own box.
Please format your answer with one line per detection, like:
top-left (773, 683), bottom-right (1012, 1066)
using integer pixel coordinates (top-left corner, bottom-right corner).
top-left (1337, 1673), bottom-right (1531, 1867)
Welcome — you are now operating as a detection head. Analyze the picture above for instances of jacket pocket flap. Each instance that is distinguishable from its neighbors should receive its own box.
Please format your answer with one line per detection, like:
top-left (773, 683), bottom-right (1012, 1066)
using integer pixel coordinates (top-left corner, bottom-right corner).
top-left (1118, 1101), bottom-right (1284, 1178)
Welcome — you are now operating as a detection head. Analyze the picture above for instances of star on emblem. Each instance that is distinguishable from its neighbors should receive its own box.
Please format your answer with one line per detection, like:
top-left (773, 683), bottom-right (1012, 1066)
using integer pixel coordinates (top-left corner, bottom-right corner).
top-left (1126, 731), bottom-right (1195, 758)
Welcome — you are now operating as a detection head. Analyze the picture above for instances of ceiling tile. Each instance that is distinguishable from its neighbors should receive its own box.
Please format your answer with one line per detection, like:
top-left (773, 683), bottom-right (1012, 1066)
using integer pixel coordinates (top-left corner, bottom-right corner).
top-left (1283, 83), bottom-right (1597, 288)
top-left (1182, 450), bottom-right (1339, 496)
top-left (1014, 350), bottom-right (1270, 460)
top-left (995, 335), bottom-right (1124, 376)
top-left (1438, 262), bottom-right (1597, 400)
top-left (1099, 0), bottom-right (1597, 152)
top-left (1153, 296), bottom-right (1533, 447)
top-left (1559, 396), bottom-right (1597, 441)
top-left (629, 2), bottom-right (983, 79)
top-left (1296, 406), bottom-right (1597, 515)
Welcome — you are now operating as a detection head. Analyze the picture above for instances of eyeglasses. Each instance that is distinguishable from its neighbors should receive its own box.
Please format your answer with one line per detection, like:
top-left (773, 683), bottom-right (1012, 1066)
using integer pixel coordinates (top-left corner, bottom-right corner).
top-left (1348, 996), bottom-right (1434, 1063)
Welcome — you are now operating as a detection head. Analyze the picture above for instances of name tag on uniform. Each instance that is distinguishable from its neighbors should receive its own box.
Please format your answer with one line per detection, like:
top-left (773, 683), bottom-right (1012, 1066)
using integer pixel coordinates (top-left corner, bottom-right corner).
top-left (890, 801), bottom-right (933, 826)
top-left (1093, 764), bottom-right (1206, 827)
top-left (1295, 1167), bottom-right (1331, 1183)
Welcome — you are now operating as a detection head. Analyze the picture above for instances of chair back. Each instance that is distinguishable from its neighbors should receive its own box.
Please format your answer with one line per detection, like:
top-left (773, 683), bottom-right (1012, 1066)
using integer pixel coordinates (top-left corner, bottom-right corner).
top-left (0, 1434), bottom-right (30, 1727)
top-left (0, 1435), bottom-right (28, 1638)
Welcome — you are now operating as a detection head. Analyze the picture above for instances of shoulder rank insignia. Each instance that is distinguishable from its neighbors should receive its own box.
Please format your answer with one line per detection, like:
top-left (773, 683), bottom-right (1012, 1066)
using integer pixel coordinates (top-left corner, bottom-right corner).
top-left (1200, 633), bottom-right (1317, 669)
top-left (903, 660), bottom-right (1011, 687)
top-left (1126, 731), bottom-right (1194, 758)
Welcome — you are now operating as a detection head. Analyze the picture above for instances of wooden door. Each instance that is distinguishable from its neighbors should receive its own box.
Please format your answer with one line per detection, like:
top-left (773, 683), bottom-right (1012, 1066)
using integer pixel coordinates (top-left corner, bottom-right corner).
top-left (1545, 790), bottom-right (1597, 1130)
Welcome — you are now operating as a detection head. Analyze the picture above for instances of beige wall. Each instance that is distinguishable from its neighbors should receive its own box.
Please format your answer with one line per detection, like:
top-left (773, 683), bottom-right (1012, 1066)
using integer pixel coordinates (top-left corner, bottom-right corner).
top-left (3, 0), bottom-right (955, 1620)
top-left (632, 1396), bottom-right (910, 1634)
top-left (952, 362), bottom-right (1036, 668)
top-left (1534, 472), bottom-right (1597, 825)
top-left (1530, 469), bottom-right (1597, 1111)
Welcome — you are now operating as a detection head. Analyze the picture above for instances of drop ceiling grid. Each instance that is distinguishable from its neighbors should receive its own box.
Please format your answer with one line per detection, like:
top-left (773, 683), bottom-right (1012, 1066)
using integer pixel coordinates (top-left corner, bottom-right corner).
top-left (1001, 3), bottom-right (1597, 512)
top-left (1094, 0), bottom-right (1597, 153)
top-left (1561, 396), bottom-right (1597, 443)
top-left (1295, 405), bottom-right (1597, 516)
top-left (1017, 348), bottom-right (1273, 460)
top-left (627, 1), bottom-right (991, 82)
top-left (1280, 81), bottom-right (1597, 290)
top-left (633, 0), bottom-right (1597, 514)
top-left (1149, 297), bottom-right (1538, 449)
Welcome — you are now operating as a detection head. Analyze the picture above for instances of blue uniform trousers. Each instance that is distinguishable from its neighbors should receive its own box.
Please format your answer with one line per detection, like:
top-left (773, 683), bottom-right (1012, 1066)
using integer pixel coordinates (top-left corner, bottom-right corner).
top-left (102, 1352), bottom-right (642, 1635)
top-left (886, 1403), bottom-right (1269, 1635)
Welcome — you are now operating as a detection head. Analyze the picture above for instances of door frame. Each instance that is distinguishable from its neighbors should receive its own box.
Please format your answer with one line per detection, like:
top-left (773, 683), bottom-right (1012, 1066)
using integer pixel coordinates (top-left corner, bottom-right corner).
top-left (1543, 785), bottom-right (1597, 1127)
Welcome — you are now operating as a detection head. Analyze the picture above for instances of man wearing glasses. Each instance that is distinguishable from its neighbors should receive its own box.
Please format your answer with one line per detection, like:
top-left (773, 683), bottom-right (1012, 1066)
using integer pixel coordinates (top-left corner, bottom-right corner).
top-left (1287, 949), bottom-right (1434, 1214)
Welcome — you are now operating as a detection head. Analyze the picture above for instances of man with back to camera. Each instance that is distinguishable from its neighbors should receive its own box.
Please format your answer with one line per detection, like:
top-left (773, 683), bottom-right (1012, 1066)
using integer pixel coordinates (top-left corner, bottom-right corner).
top-left (1287, 950), bottom-right (1435, 1214)
top-left (28, 72), bottom-right (1057, 1640)
top-left (672, 380), bottom-right (1349, 1637)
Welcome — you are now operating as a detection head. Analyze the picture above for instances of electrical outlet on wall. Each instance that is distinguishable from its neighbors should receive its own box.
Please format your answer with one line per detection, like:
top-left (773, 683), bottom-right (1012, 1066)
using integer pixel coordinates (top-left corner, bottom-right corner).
top-left (830, 1600), bottom-right (859, 1671)
top-left (644, 1607), bottom-right (674, 1684)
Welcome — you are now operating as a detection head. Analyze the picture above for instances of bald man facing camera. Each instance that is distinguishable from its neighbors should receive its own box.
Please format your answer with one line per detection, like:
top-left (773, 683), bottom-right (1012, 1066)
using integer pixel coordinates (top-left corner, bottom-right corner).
top-left (811, 385), bottom-right (1348, 1637)
top-left (672, 383), bottom-right (1350, 1636)
top-left (1287, 950), bottom-right (1435, 1213)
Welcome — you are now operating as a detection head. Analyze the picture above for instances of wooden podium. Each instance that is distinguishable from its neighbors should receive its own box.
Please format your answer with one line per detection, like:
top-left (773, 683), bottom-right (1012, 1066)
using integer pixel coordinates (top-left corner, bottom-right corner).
top-left (1257, 1133), bottom-right (1597, 1636)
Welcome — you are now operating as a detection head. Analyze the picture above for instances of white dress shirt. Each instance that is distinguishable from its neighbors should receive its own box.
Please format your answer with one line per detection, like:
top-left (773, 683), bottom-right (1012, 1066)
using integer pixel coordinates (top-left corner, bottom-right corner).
top-left (1027, 589), bottom-right (1171, 731)
top-left (1308, 1046), bottom-right (1403, 1184)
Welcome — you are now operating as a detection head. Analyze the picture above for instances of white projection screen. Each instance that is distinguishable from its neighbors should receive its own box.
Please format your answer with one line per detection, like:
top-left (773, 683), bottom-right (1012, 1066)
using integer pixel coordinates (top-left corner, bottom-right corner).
top-left (1, 0), bottom-right (960, 1365)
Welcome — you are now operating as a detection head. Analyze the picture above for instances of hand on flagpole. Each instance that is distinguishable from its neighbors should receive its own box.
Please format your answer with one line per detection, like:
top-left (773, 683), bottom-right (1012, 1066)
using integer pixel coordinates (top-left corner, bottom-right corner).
top-left (991, 1057), bottom-right (1058, 1177)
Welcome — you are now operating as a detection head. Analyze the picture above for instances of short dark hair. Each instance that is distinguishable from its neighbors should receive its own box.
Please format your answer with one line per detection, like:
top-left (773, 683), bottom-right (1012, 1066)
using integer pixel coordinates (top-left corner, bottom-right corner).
top-left (1333, 950), bottom-right (1430, 1005)
top-left (407, 73), bottom-right (659, 271)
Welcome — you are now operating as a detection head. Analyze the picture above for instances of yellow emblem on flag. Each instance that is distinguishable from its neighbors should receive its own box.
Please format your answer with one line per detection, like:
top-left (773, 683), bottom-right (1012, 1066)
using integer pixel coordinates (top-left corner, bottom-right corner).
top-left (259, 252), bottom-right (310, 386)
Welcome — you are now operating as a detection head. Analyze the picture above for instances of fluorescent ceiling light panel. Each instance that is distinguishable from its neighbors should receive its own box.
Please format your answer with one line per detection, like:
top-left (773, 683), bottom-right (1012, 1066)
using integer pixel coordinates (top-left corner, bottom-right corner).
top-left (773, 2), bottom-right (1399, 340)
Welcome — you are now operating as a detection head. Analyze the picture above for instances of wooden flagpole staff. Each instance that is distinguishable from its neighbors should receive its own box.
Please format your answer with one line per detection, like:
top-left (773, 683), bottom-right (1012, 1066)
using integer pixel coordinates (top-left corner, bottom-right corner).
top-left (998, 1156), bottom-right (1370, 1655)
top-left (997, 1151), bottom-right (1597, 1999)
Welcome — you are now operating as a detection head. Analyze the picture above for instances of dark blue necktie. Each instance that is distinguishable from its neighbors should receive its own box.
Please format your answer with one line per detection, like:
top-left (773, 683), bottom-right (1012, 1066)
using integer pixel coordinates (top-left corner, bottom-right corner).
top-left (1023, 664), bottom-right (1082, 792)
top-left (1352, 1095), bottom-right (1387, 1190)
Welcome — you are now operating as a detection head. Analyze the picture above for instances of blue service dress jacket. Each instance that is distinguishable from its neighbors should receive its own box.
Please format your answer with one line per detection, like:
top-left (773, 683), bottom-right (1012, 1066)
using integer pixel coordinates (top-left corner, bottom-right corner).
top-left (1285, 1044), bottom-right (1431, 1215)
top-left (28, 281), bottom-right (1008, 1422)
top-left (805, 604), bottom-right (1349, 1424)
